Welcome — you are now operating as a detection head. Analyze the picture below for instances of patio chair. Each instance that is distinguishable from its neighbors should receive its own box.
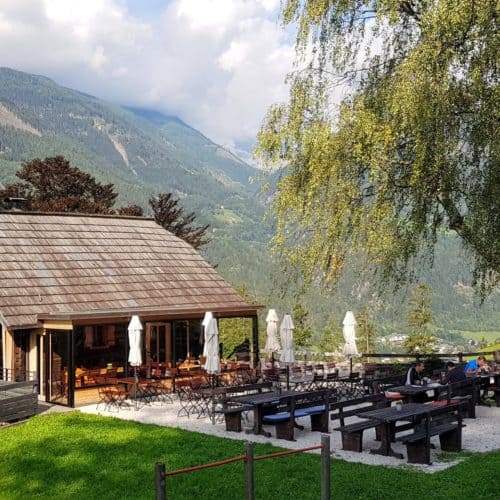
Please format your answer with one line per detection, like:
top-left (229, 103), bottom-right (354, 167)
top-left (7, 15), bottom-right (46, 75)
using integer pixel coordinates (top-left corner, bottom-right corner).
top-left (96, 385), bottom-right (128, 412)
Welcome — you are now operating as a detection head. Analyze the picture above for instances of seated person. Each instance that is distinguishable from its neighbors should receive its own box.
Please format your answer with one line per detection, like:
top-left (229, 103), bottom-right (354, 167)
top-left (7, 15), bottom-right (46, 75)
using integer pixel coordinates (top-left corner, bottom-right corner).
top-left (405, 361), bottom-right (425, 385)
top-left (464, 356), bottom-right (488, 376)
top-left (443, 361), bottom-right (466, 384)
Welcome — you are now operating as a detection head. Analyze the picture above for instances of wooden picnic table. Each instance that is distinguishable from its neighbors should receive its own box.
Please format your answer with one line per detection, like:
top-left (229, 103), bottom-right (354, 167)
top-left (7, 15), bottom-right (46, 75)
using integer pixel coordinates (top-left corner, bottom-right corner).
top-left (230, 390), bottom-right (299, 437)
top-left (358, 403), bottom-right (437, 459)
top-left (389, 384), bottom-right (443, 403)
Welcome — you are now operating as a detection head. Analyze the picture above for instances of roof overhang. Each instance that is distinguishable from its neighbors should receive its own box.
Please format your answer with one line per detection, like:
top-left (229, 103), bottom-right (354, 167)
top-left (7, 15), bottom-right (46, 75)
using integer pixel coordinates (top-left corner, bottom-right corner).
top-left (37, 304), bottom-right (263, 325)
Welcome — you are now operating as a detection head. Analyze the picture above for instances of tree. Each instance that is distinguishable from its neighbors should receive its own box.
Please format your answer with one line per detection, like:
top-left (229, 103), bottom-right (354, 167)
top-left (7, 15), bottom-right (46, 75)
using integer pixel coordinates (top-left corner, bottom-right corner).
top-left (292, 302), bottom-right (314, 348)
top-left (0, 156), bottom-right (117, 213)
top-left (117, 205), bottom-right (144, 217)
top-left (218, 286), bottom-right (256, 359)
top-left (149, 192), bottom-right (209, 249)
top-left (403, 284), bottom-right (436, 354)
top-left (318, 317), bottom-right (344, 353)
top-left (257, 1), bottom-right (499, 295)
top-left (357, 306), bottom-right (377, 355)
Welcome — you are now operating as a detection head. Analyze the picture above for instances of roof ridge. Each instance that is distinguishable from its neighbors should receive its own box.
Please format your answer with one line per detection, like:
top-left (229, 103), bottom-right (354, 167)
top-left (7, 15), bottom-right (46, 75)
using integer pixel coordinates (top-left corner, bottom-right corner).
top-left (0, 210), bottom-right (154, 221)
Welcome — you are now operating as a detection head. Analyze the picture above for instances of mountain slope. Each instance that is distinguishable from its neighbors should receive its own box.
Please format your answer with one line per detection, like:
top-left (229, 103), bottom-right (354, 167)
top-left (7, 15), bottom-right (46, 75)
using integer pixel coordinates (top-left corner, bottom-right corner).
top-left (0, 66), bottom-right (498, 344)
top-left (0, 67), bottom-right (260, 218)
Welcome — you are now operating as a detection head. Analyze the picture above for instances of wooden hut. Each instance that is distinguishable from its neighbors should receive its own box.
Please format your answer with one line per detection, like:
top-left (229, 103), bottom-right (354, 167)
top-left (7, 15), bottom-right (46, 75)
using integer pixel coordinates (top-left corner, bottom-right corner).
top-left (0, 212), bottom-right (260, 407)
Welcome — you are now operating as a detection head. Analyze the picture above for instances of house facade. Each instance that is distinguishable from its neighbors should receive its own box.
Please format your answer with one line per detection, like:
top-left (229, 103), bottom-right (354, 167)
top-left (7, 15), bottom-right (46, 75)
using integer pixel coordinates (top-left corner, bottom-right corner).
top-left (0, 211), bottom-right (260, 407)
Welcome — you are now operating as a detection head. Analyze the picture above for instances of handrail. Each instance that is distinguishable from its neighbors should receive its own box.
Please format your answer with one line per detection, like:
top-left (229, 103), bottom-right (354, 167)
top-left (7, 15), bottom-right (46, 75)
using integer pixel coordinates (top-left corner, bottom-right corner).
top-left (165, 454), bottom-right (247, 477)
top-left (155, 436), bottom-right (331, 500)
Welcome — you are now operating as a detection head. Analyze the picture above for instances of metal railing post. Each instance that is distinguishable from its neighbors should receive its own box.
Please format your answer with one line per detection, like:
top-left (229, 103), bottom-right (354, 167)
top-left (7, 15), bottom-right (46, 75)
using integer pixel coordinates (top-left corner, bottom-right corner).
top-left (155, 462), bottom-right (166, 500)
top-left (321, 435), bottom-right (331, 500)
top-left (245, 441), bottom-right (255, 500)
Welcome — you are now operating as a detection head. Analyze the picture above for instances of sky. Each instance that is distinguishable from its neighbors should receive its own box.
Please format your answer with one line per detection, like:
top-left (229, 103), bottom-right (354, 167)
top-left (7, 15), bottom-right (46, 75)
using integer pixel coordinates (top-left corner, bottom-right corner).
top-left (0, 0), bottom-right (295, 149)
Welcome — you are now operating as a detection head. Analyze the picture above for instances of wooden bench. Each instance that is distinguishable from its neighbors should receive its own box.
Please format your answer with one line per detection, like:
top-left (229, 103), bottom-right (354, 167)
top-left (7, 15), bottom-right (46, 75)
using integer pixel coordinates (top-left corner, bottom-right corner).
top-left (214, 382), bottom-right (273, 431)
top-left (429, 378), bottom-right (478, 418)
top-left (262, 390), bottom-right (331, 440)
top-left (493, 387), bottom-right (500, 407)
top-left (331, 394), bottom-right (390, 452)
top-left (0, 380), bottom-right (38, 423)
top-left (397, 402), bottom-right (466, 464)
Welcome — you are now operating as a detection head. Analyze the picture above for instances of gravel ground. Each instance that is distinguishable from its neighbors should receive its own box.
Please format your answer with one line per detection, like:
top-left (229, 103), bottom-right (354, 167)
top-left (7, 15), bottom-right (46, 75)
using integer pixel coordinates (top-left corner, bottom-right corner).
top-left (79, 400), bottom-right (500, 473)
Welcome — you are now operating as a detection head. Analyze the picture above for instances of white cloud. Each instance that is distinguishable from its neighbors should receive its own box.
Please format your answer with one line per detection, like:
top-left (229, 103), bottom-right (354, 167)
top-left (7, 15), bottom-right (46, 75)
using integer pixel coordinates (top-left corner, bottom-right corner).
top-left (0, 0), bottom-right (294, 147)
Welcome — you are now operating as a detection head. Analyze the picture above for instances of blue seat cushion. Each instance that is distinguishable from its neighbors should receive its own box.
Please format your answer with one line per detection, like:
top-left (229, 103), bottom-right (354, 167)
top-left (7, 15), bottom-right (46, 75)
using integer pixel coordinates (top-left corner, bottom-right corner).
top-left (263, 412), bottom-right (291, 423)
top-left (300, 405), bottom-right (326, 415)
top-left (294, 408), bottom-right (311, 418)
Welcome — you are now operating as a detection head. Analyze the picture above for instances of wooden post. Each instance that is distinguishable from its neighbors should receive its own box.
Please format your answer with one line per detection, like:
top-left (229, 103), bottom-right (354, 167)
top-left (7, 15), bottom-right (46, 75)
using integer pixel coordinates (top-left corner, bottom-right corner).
top-left (252, 316), bottom-right (259, 369)
top-left (321, 435), bottom-right (331, 500)
top-left (244, 441), bottom-right (254, 500)
top-left (155, 462), bottom-right (166, 500)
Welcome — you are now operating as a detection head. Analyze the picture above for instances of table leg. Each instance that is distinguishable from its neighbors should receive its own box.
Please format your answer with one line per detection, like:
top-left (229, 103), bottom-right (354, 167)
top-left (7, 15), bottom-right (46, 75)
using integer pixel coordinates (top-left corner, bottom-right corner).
top-left (370, 423), bottom-right (403, 459)
top-left (253, 405), bottom-right (271, 437)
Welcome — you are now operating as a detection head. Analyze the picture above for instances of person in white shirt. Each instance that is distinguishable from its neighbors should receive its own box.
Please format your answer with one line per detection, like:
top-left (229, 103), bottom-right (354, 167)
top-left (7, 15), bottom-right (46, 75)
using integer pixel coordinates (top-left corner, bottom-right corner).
top-left (405, 361), bottom-right (425, 385)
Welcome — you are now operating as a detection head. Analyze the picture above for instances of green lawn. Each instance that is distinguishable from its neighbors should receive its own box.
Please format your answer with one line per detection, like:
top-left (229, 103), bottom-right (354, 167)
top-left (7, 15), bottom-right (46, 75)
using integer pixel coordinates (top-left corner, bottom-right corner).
top-left (452, 330), bottom-right (500, 345)
top-left (0, 413), bottom-right (499, 499)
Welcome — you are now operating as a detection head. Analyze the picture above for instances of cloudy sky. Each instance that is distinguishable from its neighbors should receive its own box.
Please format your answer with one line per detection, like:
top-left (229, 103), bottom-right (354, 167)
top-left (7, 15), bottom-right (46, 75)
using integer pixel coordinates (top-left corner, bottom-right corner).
top-left (0, 0), bottom-right (295, 149)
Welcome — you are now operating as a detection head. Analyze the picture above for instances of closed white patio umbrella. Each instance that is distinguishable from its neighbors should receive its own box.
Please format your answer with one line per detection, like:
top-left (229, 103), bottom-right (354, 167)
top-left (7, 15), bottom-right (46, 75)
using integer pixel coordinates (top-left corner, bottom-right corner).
top-left (264, 309), bottom-right (281, 355)
top-left (128, 315), bottom-right (143, 409)
top-left (279, 314), bottom-right (295, 363)
top-left (128, 315), bottom-right (143, 367)
top-left (204, 317), bottom-right (220, 375)
top-left (342, 311), bottom-right (358, 375)
top-left (202, 311), bottom-right (213, 358)
top-left (342, 311), bottom-right (358, 357)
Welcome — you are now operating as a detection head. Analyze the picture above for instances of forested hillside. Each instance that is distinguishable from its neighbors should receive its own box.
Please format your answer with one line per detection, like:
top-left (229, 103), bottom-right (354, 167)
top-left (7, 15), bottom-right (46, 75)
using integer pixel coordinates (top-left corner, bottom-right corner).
top-left (0, 67), bottom-right (498, 348)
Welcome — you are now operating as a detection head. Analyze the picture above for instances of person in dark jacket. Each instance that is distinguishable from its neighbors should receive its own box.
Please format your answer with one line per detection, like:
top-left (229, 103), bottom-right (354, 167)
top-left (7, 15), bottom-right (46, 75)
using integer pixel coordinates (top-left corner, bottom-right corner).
top-left (405, 361), bottom-right (425, 385)
top-left (443, 361), bottom-right (466, 384)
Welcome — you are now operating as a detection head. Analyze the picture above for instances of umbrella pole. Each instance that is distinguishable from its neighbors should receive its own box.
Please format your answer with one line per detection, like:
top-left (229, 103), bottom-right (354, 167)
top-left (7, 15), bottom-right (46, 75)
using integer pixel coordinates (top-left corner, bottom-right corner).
top-left (134, 366), bottom-right (138, 411)
top-left (349, 357), bottom-right (353, 377)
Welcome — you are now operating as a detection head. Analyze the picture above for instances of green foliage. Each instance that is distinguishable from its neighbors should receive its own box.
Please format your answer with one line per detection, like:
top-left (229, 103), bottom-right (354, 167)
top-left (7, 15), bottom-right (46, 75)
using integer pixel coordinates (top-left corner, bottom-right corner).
top-left (150, 192), bottom-right (210, 249)
top-left (0, 156), bottom-right (117, 213)
top-left (403, 285), bottom-right (437, 354)
top-left (257, 0), bottom-right (500, 296)
top-left (292, 302), bottom-right (314, 348)
top-left (357, 306), bottom-right (377, 354)
top-left (1, 413), bottom-right (500, 499)
top-left (318, 317), bottom-right (344, 353)
top-left (218, 286), bottom-right (256, 359)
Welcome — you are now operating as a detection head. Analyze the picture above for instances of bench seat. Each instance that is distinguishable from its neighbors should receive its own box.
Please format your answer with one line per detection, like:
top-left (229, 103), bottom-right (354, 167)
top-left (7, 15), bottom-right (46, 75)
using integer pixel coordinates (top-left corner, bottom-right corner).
top-left (215, 404), bottom-right (253, 432)
top-left (333, 420), bottom-right (381, 452)
top-left (262, 391), bottom-right (331, 440)
top-left (262, 404), bottom-right (327, 423)
top-left (396, 404), bottom-right (465, 464)
top-left (330, 393), bottom-right (389, 452)
top-left (493, 387), bottom-right (500, 407)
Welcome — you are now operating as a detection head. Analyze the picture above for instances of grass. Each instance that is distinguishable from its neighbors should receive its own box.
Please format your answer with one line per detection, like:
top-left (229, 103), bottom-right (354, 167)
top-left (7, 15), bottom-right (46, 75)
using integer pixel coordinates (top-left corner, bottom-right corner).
top-left (0, 412), bottom-right (499, 499)
top-left (452, 330), bottom-right (500, 345)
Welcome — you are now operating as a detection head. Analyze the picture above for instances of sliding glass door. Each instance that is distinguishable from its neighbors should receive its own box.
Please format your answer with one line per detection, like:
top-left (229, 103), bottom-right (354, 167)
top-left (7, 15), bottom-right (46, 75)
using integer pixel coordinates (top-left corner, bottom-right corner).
top-left (46, 330), bottom-right (73, 406)
top-left (145, 323), bottom-right (172, 365)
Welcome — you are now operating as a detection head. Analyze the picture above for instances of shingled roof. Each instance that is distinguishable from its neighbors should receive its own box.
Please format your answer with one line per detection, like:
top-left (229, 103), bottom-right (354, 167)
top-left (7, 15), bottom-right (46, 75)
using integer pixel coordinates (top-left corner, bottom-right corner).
top-left (0, 212), bottom-right (258, 329)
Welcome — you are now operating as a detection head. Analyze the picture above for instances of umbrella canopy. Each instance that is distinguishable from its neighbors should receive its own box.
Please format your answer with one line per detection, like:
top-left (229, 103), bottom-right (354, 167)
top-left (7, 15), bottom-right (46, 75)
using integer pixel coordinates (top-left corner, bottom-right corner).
top-left (201, 311), bottom-right (213, 357)
top-left (203, 317), bottom-right (220, 374)
top-left (264, 309), bottom-right (281, 354)
top-left (342, 311), bottom-right (359, 357)
top-left (128, 315), bottom-right (143, 367)
top-left (279, 314), bottom-right (295, 363)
